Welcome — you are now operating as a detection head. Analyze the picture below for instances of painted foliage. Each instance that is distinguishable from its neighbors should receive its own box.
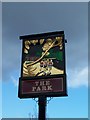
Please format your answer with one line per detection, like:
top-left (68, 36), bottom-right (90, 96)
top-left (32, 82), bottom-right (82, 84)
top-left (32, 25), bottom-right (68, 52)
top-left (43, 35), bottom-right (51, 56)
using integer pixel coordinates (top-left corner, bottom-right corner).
top-left (22, 36), bottom-right (64, 77)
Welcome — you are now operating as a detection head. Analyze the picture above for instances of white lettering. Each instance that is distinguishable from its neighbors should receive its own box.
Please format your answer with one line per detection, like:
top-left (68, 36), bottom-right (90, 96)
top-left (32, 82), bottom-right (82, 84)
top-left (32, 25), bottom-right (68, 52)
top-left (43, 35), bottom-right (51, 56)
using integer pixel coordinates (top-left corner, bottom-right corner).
top-left (36, 86), bottom-right (41, 91)
top-left (35, 81), bottom-right (39, 86)
top-left (32, 81), bottom-right (52, 92)
top-left (42, 86), bottom-right (47, 91)
top-left (32, 87), bottom-right (36, 91)
top-left (47, 85), bottom-right (52, 91)
top-left (40, 81), bottom-right (45, 86)
top-left (46, 81), bottom-right (50, 86)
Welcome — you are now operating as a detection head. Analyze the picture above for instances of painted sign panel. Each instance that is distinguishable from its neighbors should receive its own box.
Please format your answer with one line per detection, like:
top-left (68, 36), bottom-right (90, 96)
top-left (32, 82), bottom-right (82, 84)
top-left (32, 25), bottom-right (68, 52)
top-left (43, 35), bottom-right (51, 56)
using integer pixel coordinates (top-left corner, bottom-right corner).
top-left (23, 36), bottom-right (64, 77)
top-left (18, 31), bottom-right (67, 98)
top-left (22, 78), bottom-right (63, 94)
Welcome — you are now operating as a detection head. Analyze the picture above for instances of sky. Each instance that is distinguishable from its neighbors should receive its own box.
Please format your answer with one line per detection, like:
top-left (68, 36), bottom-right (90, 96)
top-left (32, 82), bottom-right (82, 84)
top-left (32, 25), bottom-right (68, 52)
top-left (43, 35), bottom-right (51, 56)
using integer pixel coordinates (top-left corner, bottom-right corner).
top-left (1, 2), bottom-right (88, 119)
top-left (0, 1), bottom-right (2, 120)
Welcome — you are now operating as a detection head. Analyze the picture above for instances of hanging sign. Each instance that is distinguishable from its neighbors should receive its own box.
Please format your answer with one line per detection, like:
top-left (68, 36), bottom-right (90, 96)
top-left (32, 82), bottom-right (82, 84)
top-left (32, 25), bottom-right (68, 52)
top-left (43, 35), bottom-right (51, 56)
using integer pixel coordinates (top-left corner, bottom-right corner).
top-left (18, 31), bottom-right (67, 98)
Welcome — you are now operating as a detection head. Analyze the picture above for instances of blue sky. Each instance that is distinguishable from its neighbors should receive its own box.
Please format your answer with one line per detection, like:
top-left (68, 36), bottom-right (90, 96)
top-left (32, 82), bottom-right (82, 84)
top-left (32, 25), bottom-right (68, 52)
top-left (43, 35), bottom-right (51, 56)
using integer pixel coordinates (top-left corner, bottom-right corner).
top-left (1, 2), bottom-right (88, 119)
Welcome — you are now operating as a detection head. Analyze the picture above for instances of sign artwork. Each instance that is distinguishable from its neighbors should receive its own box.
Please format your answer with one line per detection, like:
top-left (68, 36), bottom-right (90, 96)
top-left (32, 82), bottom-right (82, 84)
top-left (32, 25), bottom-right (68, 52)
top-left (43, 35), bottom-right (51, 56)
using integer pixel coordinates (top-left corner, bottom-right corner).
top-left (23, 36), bottom-right (64, 77)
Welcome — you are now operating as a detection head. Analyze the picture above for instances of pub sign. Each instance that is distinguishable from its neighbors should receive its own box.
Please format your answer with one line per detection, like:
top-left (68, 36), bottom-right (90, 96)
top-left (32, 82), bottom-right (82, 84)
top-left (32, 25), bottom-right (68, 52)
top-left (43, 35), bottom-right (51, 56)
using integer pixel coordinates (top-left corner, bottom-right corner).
top-left (18, 31), bottom-right (67, 98)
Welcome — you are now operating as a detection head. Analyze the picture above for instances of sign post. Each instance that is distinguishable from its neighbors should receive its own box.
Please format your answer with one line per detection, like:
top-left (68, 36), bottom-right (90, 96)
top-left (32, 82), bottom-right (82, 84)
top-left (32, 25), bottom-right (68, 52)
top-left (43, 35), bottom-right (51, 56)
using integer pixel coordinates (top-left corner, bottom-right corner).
top-left (38, 96), bottom-right (46, 120)
top-left (18, 31), bottom-right (67, 119)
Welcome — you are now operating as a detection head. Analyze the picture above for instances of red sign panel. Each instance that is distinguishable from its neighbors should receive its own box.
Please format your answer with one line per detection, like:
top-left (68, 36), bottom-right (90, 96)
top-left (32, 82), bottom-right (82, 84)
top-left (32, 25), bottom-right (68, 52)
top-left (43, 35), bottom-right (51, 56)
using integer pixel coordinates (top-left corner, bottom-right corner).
top-left (19, 75), bottom-right (67, 98)
top-left (22, 78), bottom-right (63, 94)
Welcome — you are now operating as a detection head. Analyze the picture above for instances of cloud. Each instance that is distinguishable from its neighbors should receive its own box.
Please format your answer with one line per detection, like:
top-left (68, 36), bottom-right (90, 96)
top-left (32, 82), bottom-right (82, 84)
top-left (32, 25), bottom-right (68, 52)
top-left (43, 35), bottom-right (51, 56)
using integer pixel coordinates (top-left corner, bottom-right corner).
top-left (2, 38), bottom-right (21, 81)
top-left (11, 76), bottom-right (18, 87)
top-left (67, 66), bottom-right (88, 88)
